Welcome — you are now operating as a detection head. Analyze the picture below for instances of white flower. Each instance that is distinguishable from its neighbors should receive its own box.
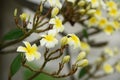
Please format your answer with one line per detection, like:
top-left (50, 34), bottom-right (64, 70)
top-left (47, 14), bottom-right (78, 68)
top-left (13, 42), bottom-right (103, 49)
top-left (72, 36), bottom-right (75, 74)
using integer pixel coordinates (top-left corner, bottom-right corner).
top-left (40, 30), bottom-right (58, 48)
top-left (49, 16), bottom-right (64, 32)
top-left (67, 34), bottom-right (81, 49)
top-left (17, 41), bottom-right (41, 61)
top-left (47, 0), bottom-right (62, 9)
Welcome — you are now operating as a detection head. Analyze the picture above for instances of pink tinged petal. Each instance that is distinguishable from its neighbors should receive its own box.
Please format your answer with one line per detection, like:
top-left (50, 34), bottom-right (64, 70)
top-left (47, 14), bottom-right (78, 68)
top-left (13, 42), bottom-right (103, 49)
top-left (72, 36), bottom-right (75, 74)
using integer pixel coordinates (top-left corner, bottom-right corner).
top-left (34, 52), bottom-right (41, 60)
top-left (17, 46), bottom-right (27, 52)
top-left (23, 41), bottom-right (31, 49)
top-left (49, 18), bottom-right (55, 24)
top-left (25, 53), bottom-right (34, 61)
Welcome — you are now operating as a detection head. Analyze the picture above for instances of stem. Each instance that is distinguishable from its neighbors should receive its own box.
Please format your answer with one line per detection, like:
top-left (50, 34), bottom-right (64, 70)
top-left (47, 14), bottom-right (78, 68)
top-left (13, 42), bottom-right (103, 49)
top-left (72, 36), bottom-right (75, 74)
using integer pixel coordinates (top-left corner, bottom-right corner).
top-left (28, 61), bottom-right (47, 80)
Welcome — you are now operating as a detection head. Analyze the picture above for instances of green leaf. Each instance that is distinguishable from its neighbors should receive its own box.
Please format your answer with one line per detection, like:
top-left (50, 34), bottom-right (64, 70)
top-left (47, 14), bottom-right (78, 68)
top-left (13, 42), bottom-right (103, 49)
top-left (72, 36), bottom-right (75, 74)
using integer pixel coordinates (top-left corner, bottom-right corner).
top-left (24, 67), bottom-right (65, 80)
top-left (82, 29), bottom-right (88, 39)
top-left (10, 53), bottom-right (22, 77)
top-left (3, 28), bottom-right (24, 40)
top-left (78, 65), bottom-right (91, 79)
top-left (78, 67), bottom-right (87, 79)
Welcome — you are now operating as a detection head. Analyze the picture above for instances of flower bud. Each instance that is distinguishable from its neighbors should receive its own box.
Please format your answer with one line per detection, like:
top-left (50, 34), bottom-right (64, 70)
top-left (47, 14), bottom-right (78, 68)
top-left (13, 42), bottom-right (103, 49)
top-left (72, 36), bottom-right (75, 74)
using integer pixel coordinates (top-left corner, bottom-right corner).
top-left (62, 55), bottom-right (70, 64)
top-left (76, 51), bottom-right (86, 62)
top-left (61, 37), bottom-right (68, 47)
top-left (14, 8), bottom-right (17, 17)
top-left (87, 9), bottom-right (96, 15)
top-left (20, 13), bottom-right (28, 21)
top-left (40, 4), bottom-right (43, 13)
top-left (78, 9), bottom-right (86, 14)
top-left (51, 7), bottom-right (59, 17)
top-left (78, 0), bottom-right (86, 7)
top-left (77, 59), bottom-right (88, 67)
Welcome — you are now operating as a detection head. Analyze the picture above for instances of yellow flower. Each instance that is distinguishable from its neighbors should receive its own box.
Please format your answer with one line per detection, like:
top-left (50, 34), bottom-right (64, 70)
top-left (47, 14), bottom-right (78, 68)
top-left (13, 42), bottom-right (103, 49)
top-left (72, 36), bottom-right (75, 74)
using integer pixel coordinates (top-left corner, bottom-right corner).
top-left (88, 17), bottom-right (98, 27)
top-left (49, 16), bottom-right (64, 32)
top-left (67, 34), bottom-right (81, 49)
top-left (106, 1), bottom-right (117, 9)
top-left (115, 62), bottom-right (120, 73)
top-left (103, 23), bottom-right (115, 35)
top-left (80, 42), bottom-right (90, 52)
top-left (103, 63), bottom-right (114, 74)
top-left (98, 17), bottom-right (107, 28)
top-left (94, 9), bottom-right (102, 17)
top-left (91, 0), bottom-right (99, 8)
top-left (40, 30), bottom-right (58, 48)
top-left (113, 21), bottom-right (120, 30)
top-left (51, 7), bottom-right (59, 17)
top-left (108, 8), bottom-right (119, 18)
top-left (104, 47), bottom-right (114, 57)
top-left (17, 41), bottom-right (41, 61)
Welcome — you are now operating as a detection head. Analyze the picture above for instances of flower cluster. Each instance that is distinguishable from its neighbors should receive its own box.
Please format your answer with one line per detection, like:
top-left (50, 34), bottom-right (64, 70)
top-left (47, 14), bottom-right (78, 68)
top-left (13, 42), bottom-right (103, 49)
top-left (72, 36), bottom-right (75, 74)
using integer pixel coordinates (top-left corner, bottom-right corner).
top-left (86, 0), bottom-right (120, 35)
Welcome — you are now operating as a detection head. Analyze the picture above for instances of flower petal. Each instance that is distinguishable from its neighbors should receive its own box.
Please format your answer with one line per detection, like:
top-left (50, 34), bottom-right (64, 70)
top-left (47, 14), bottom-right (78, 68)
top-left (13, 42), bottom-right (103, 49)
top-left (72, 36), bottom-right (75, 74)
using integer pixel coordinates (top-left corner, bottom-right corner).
top-left (23, 41), bottom-right (31, 49)
top-left (17, 46), bottom-right (27, 52)
top-left (34, 52), bottom-right (41, 60)
top-left (25, 53), bottom-right (34, 61)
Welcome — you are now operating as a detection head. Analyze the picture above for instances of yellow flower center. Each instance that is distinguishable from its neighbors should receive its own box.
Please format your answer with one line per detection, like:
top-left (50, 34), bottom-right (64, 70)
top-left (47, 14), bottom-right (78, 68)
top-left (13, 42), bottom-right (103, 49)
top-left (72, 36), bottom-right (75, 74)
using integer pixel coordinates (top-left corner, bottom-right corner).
top-left (71, 35), bottom-right (80, 44)
top-left (91, 0), bottom-right (97, 4)
top-left (45, 35), bottom-right (54, 41)
top-left (103, 64), bottom-right (113, 74)
top-left (95, 9), bottom-right (101, 16)
top-left (109, 8), bottom-right (118, 16)
top-left (107, 1), bottom-right (116, 8)
top-left (99, 18), bottom-right (107, 27)
top-left (55, 18), bottom-right (62, 27)
top-left (89, 17), bottom-right (97, 24)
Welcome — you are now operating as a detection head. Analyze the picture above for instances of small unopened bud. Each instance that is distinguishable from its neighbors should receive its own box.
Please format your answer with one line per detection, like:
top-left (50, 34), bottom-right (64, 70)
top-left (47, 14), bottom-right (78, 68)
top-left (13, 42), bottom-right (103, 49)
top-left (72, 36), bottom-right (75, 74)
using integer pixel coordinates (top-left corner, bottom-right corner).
top-left (78, 0), bottom-right (86, 7)
top-left (14, 8), bottom-right (17, 17)
top-left (62, 55), bottom-right (70, 64)
top-left (78, 9), bottom-right (86, 14)
top-left (87, 9), bottom-right (96, 15)
top-left (51, 7), bottom-right (59, 17)
top-left (20, 13), bottom-right (28, 21)
top-left (76, 51), bottom-right (86, 62)
top-left (77, 59), bottom-right (88, 67)
top-left (40, 4), bottom-right (43, 13)
top-left (86, 5), bottom-right (91, 10)
top-left (61, 37), bottom-right (68, 47)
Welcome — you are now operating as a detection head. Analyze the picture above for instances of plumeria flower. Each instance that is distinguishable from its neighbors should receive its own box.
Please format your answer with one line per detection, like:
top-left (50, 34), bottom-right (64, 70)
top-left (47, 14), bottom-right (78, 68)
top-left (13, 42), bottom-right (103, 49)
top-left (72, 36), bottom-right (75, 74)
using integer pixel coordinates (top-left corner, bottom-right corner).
top-left (98, 17), bottom-right (107, 29)
top-left (106, 1), bottom-right (117, 9)
top-left (17, 41), bottom-right (41, 61)
top-left (104, 47), bottom-right (114, 57)
top-left (80, 42), bottom-right (90, 53)
top-left (49, 16), bottom-right (64, 32)
top-left (103, 22), bottom-right (115, 35)
top-left (108, 8), bottom-right (119, 18)
top-left (67, 34), bottom-right (81, 49)
top-left (47, 0), bottom-right (62, 9)
top-left (103, 63), bottom-right (114, 74)
top-left (61, 34), bottom-right (81, 49)
top-left (88, 17), bottom-right (98, 27)
top-left (40, 30), bottom-right (58, 48)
